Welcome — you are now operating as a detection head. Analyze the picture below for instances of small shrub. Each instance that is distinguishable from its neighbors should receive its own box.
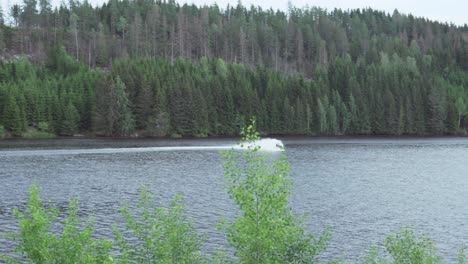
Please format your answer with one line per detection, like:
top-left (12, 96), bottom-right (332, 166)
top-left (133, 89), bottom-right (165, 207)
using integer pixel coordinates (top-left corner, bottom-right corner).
top-left (385, 229), bottom-right (440, 264)
top-left (364, 229), bottom-right (441, 264)
top-left (363, 247), bottom-right (387, 264)
top-left (114, 189), bottom-right (206, 263)
top-left (4, 184), bottom-right (113, 264)
top-left (37, 121), bottom-right (49, 132)
top-left (459, 245), bottom-right (467, 264)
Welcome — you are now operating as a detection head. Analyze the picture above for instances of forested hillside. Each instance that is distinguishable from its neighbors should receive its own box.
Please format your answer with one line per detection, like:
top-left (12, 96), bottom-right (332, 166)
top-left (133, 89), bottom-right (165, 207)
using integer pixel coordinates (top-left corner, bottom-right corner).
top-left (0, 0), bottom-right (467, 137)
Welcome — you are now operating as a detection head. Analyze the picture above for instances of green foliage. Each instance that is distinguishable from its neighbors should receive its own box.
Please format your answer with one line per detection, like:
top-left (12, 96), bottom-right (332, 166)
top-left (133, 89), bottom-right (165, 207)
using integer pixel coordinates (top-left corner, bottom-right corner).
top-left (364, 229), bottom-right (441, 264)
top-left (114, 77), bottom-right (135, 136)
top-left (1, 0), bottom-right (468, 137)
top-left (459, 245), bottom-right (467, 264)
top-left (427, 82), bottom-right (448, 135)
top-left (46, 45), bottom-right (81, 75)
top-left (114, 189), bottom-right (206, 264)
top-left (7, 184), bottom-right (113, 264)
top-left (0, 125), bottom-right (5, 138)
top-left (22, 131), bottom-right (56, 138)
top-left (37, 121), bottom-right (49, 132)
top-left (2, 94), bottom-right (23, 136)
top-left (0, 60), bottom-right (100, 139)
top-left (363, 247), bottom-right (386, 264)
top-left (145, 112), bottom-right (170, 137)
top-left (93, 76), bottom-right (135, 136)
top-left (221, 119), bottom-right (329, 263)
top-left (60, 102), bottom-right (80, 136)
top-left (1, 53), bottom-right (468, 138)
top-left (5, 0), bottom-right (468, 80)
top-left (385, 230), bottom-right (440, 264)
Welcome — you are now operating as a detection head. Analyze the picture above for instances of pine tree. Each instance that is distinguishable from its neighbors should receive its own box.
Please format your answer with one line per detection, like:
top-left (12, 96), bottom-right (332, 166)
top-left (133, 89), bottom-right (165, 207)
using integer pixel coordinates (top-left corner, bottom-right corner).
top-left (192, 86), bottom-right (209, 137)
top-left (96, 23), bottom-right (109, 67)
top-left (328, 105), bottom-right (338, 135)
top-left (317, 98), bottom-right (328, 135)
top-left (168, 76), bottom-right (193, 136)
top-left (114, 77), bottom-right (135, 136)
top-left (3, 95), bottom-right (23, 136)
top-left (94, 76), bottom-right (134, 136)
top-left (427, 83), bottom-right (447, 135)
top-left (60, 101), bottom-right (80, 136)
top-left (384, 89), bottom-right (398, 134)
top-left (455, 97), bottom-right (466, 130)
top-left (135, 76), bottom-right (154, 130)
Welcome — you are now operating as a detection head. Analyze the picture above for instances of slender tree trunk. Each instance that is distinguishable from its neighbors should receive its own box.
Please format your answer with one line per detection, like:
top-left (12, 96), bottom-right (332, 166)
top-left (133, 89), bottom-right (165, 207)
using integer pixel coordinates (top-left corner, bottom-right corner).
top-left (75, 28), bottom-right (79, 60)
top-left (458, 114), bottom-right (462, 130)
top-left (88, 41), bottom-right (91, 67)
top-left (171, 25), bottom-right (175, 65)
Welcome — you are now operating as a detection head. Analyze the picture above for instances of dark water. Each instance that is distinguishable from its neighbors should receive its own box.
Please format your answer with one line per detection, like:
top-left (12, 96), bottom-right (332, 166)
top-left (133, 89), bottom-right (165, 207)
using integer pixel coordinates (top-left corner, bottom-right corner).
top-left (1, 137), bottom-right (467, 262)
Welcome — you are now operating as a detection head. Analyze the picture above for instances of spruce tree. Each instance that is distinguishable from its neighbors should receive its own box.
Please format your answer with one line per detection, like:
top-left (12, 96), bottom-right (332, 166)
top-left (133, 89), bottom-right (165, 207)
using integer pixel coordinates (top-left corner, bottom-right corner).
top-left (60, 101), bottom-right (80, 136)
top-left (114, 77), bottom-right (135, 136)
top-left (3, 95), bottom-right (23, 136)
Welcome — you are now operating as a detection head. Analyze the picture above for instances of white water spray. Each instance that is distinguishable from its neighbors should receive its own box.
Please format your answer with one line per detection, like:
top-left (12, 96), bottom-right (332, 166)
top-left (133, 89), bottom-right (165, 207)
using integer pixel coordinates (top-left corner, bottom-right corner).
top-left (234, 138), bottom-right (284, 152)
top-left (0, 138), bottom-right (284, 157)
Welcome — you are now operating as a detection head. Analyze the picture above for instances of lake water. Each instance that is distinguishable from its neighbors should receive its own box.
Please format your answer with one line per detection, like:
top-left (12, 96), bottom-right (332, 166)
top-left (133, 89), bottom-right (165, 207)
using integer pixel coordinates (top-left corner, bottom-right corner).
top-left (1, 137), bottom-right (467, 262)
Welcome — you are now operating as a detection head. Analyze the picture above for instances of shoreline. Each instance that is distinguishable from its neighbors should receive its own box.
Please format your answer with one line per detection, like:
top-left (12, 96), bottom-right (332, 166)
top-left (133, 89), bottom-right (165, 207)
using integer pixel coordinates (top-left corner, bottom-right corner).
top-left (1, 133), bottom-right (468, 141)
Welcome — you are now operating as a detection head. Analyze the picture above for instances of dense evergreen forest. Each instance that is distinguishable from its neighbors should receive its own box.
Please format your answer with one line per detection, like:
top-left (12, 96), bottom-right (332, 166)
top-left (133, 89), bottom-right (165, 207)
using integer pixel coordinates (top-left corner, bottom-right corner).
top-left (0, 0), bottom-right (467, 137)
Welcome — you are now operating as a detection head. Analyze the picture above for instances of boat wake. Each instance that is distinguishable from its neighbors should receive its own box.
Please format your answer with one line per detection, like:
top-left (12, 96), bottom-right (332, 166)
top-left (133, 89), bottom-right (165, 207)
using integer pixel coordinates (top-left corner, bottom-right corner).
top-left (0, 138), bottom-right (284, 157)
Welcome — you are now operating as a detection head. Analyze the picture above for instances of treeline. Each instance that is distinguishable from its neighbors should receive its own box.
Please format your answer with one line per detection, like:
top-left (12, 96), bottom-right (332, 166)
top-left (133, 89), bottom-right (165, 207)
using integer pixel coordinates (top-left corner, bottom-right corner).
top-left (0, 0), bottom-right (467, 137)
top-left (1, 53), bottom-right (468, 137)
top-left (0, 48), bottom-right (99, 137)
top-left (1, 0), bottom-right (467, 74)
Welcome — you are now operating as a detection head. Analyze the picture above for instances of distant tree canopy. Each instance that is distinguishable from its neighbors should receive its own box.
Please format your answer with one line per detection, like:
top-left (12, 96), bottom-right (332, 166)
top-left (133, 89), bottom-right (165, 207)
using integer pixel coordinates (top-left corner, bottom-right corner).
top-left (0, 0), bottom-right (467, 137)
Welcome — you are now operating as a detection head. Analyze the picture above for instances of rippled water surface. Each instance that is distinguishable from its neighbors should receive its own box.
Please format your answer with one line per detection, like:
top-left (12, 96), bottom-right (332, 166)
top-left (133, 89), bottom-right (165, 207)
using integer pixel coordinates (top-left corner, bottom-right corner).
top-left (1, 137), bottom-right (468, 262)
